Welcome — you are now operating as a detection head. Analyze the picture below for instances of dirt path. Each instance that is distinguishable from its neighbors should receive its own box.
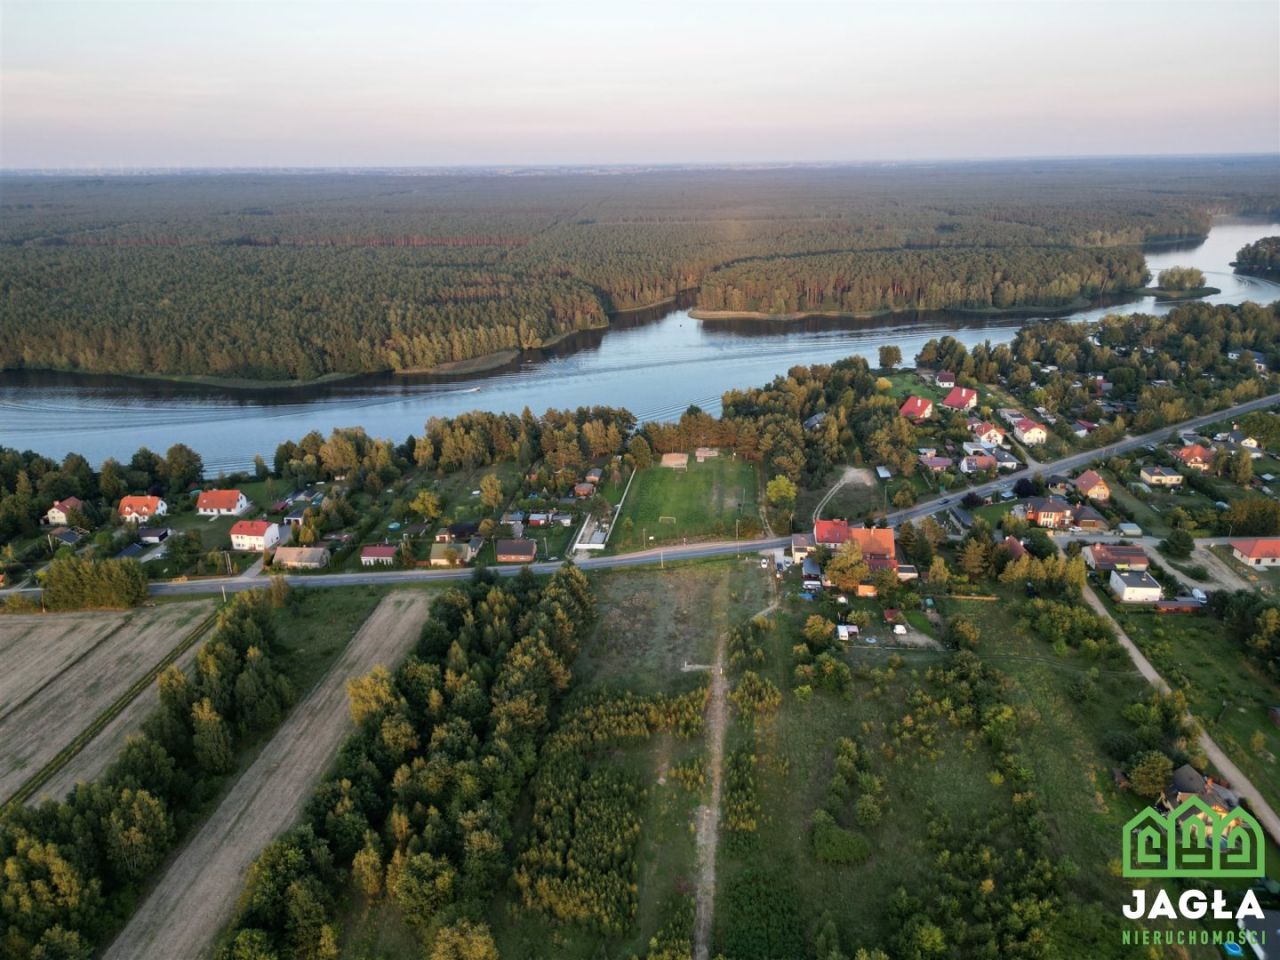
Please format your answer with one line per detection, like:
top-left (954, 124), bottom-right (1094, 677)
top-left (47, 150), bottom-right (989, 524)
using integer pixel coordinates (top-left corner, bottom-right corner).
top-left (101, 591), bottom-right (431, 960)
top-left (692, 596), bottom-right (778, 960)
top-left (1081, 584), bottom-right (1280, 846)
top-left (811, 466), bottom-right (874, 527)
top-left (0, 602), bottom-right (214, 804)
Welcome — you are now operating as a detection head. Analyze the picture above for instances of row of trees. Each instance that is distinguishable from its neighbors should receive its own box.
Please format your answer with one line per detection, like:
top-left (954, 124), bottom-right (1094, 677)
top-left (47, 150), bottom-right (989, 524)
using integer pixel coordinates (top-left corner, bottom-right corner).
top-left (0, 591), bottom-right (292, 959)
top-left (217, 565), bottom-right (597, 960)
top-left (1236, 237), bottom-right (1280, 273)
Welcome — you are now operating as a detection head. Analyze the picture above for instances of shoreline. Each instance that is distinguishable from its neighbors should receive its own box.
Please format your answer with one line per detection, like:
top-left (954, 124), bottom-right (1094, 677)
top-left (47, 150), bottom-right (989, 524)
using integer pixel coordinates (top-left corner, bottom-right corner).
top-left (687, 290), bottom-right (1146, 324)
top-left (1144, 285), bottom-right (1221, 301)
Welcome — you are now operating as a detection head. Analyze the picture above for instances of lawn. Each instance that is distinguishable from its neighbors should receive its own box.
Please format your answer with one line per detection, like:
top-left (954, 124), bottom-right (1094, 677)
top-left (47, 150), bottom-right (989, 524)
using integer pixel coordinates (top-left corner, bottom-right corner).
top-left (1104, 595), bottom-right (1280, 813)
top-left (610, 455), bottom-right (759, 550)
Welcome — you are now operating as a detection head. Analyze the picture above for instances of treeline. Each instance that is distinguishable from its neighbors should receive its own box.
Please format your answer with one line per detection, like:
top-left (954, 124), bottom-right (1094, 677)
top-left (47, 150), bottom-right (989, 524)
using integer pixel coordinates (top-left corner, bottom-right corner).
top-left (3, 160), bottom-right (1275, 379)
top-left (217, 565), bottom-right (595, 959)
top-left (41, 554), bottom-right (148, 609)
top-left (696, 247), bottom-right (1149, 316)
top-left (1236, 236), bottom-right (1280, 273)
top-left (0, 592), bottom-right (293, 959)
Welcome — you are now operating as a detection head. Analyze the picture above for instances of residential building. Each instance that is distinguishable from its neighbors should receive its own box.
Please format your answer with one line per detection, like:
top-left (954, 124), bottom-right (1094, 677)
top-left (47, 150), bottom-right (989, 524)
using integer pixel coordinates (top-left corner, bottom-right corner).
top-left (1173, 444), bottom-right (1215, 472)
top-left (1231, 539), bottom-right (1280, 568)
top-left (43, 497), bottom-right (84, 526)
top-left (811, 522), bottom-right (898, 572)
top-left (586, 467), bottom-right (604, 483)
top-left (1073, 419), bottom-right (1097, 438)
top-left (1013, 419), bottom-right (1048, 445)
top-left (429, 542), bottom-right (470, 567)
top-left (960, 454), bottom-right (996, 475)
top-left (660, 453), bottom-right (689, 469)
top-left (138, 527), bottom-right (170, 544)
top-left (197, 489), bottom-right (249, 516)
top-left (1085, 544), bottom-right (1149, 572)
top-left (360, 545), bottom-right (398, 567)
top-left (435, 521), bottom-right (480, 542)
top-left (1109, 569), bottom-right (1162, 603)
top-left (495, 539), bottom-right (538, 563)
top-left (118, 495), bottom-right (167, 523)
top-left (1025, 497), bottom-right (1072, 529)
top-left (918, 455), bottom-right (953, 473)
top-left (1140, 465), bottom-right (1183, 487)
top-left (899, 396), bottom-right (933, 421)
top-left (1226, 430), bottom-right (1259, 449)
top-left (48, 527), bottom-right (81, 547)
top-left (802, 412), bottom-right (827, 431)
top-left (573, 482), bottom-right (596, 498)
top-left (991, 448), bottom-right (1020, 471)
top-left (941, 386), bottom-right (977, 412)
top-left (934, 370), bottom-right (956, 388)
top-left (1071, 504), bottom-right (1108, 530)
top-left (273, 546), bottom-right (330, 570)
top-left (695, 447), bottom-right (720, 462)
top-left (230, 520), bottom-right (284, 552)
top-left (1074, 469), bottom-right (1110, 501)
top-left (997, 407), bottom-right (1024, 425)
top-left (971, 422), bottom-right (1006, 446)
top-left (790, 532), bottom-right (814, 561)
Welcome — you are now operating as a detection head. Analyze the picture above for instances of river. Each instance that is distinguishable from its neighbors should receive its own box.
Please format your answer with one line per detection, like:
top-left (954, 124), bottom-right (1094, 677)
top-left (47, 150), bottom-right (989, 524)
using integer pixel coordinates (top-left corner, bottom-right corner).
top-left (2, 220), bottom-right (1277, 473)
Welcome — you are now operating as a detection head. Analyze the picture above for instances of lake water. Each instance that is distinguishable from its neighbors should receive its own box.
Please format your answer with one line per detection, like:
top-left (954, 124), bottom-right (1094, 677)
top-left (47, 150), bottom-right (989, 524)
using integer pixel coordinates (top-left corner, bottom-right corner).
top-left (2, 220), bottom-right (1278, 473)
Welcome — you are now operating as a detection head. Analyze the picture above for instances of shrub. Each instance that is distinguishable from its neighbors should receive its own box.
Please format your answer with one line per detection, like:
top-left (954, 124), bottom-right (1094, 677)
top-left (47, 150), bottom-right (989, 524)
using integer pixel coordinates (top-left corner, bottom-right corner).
top-left (811, 810), bottom-right (871, 864)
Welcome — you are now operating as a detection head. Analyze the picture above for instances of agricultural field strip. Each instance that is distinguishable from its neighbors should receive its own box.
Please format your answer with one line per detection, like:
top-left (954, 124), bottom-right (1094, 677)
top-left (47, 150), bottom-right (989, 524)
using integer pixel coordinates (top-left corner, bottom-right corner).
top-left (0, 611), bottom-right (129, 719)
top-left (101, 590), bottom-right (432, 960)
top-left (31, 639), bottom-right (206, 805)
top-left (0, 602), bottom-right (214, 805)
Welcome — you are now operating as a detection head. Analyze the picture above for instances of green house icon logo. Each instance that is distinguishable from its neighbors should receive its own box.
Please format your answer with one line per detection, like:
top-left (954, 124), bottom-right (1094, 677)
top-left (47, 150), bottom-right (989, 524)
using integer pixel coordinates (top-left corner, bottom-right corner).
top-left (1122, 799), bottom-right (1265, 878)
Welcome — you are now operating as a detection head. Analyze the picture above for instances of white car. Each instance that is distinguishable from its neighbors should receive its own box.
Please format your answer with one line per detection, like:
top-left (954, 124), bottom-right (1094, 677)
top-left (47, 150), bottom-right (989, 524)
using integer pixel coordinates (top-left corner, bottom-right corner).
top-left (760, 557), bottom-right (770, 569)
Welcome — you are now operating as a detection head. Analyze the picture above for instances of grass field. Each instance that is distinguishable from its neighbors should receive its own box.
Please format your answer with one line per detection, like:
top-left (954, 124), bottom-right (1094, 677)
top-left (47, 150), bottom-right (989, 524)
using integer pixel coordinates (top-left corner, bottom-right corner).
top-left (610, 456), bottom-right (759, 551)
top-left (1104, 595), bottom-right (1280, 812)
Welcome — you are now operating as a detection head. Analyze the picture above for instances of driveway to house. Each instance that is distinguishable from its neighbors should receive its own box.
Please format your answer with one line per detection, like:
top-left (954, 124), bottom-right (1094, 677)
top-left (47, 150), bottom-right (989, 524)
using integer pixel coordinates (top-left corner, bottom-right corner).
top-left (1081, 583), bottom-right (1280, 845)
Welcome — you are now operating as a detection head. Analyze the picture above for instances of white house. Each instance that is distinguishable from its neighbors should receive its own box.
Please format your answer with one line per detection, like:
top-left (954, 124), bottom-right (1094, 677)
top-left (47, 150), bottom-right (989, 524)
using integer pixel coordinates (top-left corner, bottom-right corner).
top-left (1231, 539), bottom-right (1280, 568)
top-left (197, 489), bottom-right (249, 516)
top-left (1013, 419), bottom-right (1048, 445)
top-left (230, 520), bottom-right (284, 552)
top-left (44, 497), bottom-right (84, 526)
top-left (118, 496), bottom-right (168, 523)
top-left (1109, 569), bottom-right (1162, 603)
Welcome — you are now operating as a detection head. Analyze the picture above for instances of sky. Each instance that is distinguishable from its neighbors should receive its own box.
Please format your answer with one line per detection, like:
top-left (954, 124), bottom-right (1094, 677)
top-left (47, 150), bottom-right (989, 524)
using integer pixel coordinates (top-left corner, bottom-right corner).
top-left (2, 0), bottom-right (1278, 168)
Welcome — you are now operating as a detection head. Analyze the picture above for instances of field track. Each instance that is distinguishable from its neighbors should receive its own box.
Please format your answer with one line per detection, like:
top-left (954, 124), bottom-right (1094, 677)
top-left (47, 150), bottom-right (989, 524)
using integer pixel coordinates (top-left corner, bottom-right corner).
top-left (0, 602), bottom-right (214, 804)
top-left (102, 590), bottom-right (431, 960)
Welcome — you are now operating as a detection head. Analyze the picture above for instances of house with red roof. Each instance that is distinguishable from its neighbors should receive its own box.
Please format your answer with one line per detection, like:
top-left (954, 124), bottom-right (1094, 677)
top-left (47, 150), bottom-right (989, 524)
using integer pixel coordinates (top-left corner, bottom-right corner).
top-left (812, 521), bottom-right (898, 572)
top-left (197, 489), bottom-right (249, 517)
top-left (919, 455), bottom-right (954, 473)
top-left (1231, 539), bottom-right (1280, 568)
top-left (899, 396), bottom-right (933, 421)
top-left (960, 454), bottom-right (996, 475)
top-left (941, 386), bottom-right (978, 412)
top-left (118, 495), bottom-right (167, 523)
top-left (971, 422), bottom-right (1005, 446)
top-left (44, 497), bottom-right (84, 527)
top-left (230, 520), bottom-right (284, 552)
top-left (1173, 444), bottom-right (1215, 472)
top-left (360, 544), bottom-right (399, 567)
top-left (1014, 419), bottom-right (1048, 445)
top-left (1074, 470), bottom-right (1110, 501)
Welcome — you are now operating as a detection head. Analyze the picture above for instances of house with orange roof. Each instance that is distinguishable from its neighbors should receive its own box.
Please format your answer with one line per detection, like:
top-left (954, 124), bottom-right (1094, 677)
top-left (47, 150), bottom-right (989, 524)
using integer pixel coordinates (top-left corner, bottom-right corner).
top-left (812, 521), bottom-right (897, 572)
top-left (197, 489), bottom-right (249, 517)
top-left (1173, 444), bottom-right (1215, 472)
top-left (118, 495), bottom-right (167, 523)
top-left (899, 396), bottom-right (933, 421)
top-left (230, 519), bottom-right (284, 552)
top-left (941, 386), bottom-right (978, 412)
top-left (1074, 470), bottom-right (1110, 501)
top-left (1231, 539), bottom-right (1280, 568)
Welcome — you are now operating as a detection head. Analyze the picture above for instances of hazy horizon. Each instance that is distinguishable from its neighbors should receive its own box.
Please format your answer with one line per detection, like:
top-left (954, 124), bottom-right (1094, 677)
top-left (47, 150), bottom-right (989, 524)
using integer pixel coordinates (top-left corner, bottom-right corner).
top-left (3, 0), bottom-right (1278, 169)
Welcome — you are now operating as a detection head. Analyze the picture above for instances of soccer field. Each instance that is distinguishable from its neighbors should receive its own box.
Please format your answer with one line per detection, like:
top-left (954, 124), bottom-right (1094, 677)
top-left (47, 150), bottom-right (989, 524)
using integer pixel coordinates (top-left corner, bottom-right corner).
top-left (611, 455), bottom-right (760, 549)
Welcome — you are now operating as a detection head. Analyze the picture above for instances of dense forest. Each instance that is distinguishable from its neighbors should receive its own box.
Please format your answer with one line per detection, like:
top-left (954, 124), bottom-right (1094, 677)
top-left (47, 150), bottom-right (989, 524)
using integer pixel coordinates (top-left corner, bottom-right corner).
top-left (2, 158), bottom-right (1277, 380)
top-left (1236, 236), bottom-right (1280, 274)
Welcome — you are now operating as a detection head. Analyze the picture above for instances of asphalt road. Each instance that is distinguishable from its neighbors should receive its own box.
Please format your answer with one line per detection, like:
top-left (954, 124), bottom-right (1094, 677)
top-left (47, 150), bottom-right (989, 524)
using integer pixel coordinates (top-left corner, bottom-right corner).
top-left (5, 391), bottom-right (1278, 599)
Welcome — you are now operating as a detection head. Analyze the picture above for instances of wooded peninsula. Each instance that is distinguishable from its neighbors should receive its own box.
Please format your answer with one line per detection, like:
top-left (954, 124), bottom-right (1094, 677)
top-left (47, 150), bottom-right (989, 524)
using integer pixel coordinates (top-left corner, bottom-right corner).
top-left (2, 158), bottom-right (1277, 382)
